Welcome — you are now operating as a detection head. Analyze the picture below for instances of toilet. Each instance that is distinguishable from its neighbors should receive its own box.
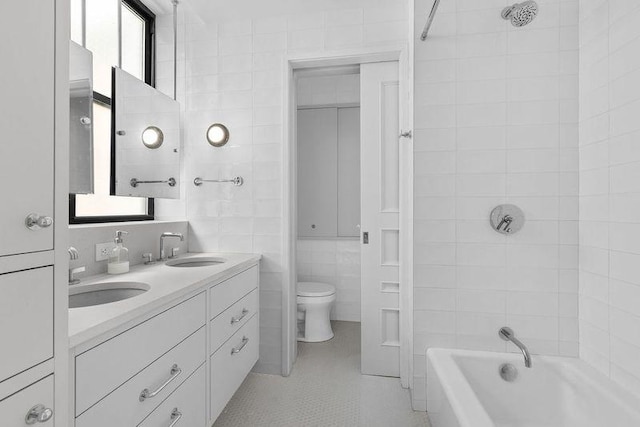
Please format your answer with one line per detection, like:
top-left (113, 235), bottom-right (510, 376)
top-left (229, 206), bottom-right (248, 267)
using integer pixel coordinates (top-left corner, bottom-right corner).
top-left (297, 282), bottom-right (336, 342)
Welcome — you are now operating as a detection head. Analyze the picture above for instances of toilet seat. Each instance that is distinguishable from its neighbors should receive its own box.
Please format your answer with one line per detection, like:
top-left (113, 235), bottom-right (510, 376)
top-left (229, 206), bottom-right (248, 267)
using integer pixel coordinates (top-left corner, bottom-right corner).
top-left (297, 282), bottom-right (336, 297)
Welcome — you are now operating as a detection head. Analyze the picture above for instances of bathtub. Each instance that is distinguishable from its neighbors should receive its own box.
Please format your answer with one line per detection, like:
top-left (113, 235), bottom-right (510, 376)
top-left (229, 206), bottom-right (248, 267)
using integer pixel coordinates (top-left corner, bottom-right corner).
top-left (426, 348), bottom-right (640, 427)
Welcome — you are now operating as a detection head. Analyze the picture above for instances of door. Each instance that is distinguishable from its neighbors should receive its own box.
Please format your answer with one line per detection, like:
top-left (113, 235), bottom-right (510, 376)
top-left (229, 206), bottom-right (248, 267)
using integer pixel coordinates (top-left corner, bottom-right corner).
top-left (0, 0), bottom-right (55, 257)
top-left (360, 62), bottom-right (400, 377)
top-left (0, 267), bottom-right (54, 382)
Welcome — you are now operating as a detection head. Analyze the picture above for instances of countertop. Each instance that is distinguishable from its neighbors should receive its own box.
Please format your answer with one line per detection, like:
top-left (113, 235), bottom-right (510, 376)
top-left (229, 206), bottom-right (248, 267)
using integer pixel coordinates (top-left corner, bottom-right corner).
top-left (68, 252), bottom-right (261, 349)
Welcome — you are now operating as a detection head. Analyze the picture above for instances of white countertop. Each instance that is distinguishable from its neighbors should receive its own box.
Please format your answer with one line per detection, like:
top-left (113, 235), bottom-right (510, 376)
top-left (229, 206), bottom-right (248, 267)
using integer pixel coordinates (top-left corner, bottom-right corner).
top-left (68, 252), bottom-right (261, 348)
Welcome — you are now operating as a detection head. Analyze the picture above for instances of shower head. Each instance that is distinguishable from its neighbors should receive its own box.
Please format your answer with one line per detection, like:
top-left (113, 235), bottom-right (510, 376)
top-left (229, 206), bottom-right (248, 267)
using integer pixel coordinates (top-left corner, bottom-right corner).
top-left (502, 1), bottom-right (539, 27)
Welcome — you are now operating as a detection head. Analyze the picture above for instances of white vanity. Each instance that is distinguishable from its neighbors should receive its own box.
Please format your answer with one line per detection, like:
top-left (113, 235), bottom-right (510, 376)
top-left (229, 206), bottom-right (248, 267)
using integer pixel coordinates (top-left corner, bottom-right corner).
top-left (68, 253), bottom-right (261, 427)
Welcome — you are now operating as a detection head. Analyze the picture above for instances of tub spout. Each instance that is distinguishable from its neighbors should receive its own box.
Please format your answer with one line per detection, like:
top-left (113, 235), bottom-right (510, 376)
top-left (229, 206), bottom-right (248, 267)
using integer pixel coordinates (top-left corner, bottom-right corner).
top-left (499, 327), bottom-right (532, 368)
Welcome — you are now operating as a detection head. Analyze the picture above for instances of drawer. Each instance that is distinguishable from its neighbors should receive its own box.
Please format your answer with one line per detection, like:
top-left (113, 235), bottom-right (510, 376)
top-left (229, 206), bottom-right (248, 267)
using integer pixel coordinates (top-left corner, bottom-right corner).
top-left (76, 327), bottom-right (206, 427)
top-left (138, 364), bottom-right (206, 427)
top-left (76, 292), bottom-right (206, 416)
top-left (210, 265), bottom-right (258, 320)
top-left (0, 267), bottom-right (53, 382)
top-left (0, 375), bottom-right (54, 426)
top-left (210, 314), bottom-right (259, 422)
top-left (210, 288), bottom-right (258, 355)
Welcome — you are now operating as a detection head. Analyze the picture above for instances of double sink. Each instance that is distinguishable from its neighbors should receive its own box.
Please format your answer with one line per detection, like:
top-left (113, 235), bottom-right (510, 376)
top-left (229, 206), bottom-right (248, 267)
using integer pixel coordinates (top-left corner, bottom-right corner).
top-left (69, 257), bottom-right (226, 309)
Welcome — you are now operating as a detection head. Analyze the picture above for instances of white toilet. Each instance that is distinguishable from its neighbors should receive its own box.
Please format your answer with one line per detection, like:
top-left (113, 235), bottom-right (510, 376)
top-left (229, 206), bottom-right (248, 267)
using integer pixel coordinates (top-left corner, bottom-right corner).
top-left (297, 282), bottom-right (336, 342)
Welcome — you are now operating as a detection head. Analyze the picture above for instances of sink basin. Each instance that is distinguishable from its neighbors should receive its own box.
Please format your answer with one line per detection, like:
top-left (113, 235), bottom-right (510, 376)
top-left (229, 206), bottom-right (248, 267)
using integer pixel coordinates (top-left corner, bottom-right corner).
top-left (69, 282), bottom-right (150, 309)
top-left (165, 257), bottom-right (226, 268)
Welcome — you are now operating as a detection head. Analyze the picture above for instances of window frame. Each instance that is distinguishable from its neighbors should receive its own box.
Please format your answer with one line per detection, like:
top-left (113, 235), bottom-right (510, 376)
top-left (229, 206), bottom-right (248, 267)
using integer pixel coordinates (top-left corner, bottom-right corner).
top-left (70, 0), bottom-right (157, 225)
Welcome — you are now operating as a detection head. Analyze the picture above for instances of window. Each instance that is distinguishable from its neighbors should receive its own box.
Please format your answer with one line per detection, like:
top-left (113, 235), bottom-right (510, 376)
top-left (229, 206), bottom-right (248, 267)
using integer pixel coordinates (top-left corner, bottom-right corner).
top-left (70, 0), bottom-right (156, 223)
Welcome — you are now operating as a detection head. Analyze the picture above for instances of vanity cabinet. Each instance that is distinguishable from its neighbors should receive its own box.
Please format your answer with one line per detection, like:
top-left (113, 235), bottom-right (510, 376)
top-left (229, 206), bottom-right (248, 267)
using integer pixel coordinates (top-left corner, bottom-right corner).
top-left (75, 293), bottom-right (207, 416)
top-left (71, 264), bottom-right (260, 426)
top-left (209, 266), bottom-right (260, 421)
top-left (0, 375), bottom-right (54, 426)
top-left (0, 0), bottom-right (67, 425)
top-left (138, 364), bottom-right (206, 427)
top-left (0, 0), bottom-right (55, 258)
top-left (211, 315), bottom-right (259, 421)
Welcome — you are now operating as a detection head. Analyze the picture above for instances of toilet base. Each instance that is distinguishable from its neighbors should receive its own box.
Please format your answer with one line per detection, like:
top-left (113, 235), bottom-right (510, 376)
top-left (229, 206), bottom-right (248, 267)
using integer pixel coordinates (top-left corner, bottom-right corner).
top-left (297, 332), bottom-right (334, 343)
top-left (297, 293), bottom-right (336, 342)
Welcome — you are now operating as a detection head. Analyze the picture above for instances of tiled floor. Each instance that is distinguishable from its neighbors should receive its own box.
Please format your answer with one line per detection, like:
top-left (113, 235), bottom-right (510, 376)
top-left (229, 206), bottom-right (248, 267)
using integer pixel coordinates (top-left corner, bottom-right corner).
top-left (214, 321), bottom-right (431, 426)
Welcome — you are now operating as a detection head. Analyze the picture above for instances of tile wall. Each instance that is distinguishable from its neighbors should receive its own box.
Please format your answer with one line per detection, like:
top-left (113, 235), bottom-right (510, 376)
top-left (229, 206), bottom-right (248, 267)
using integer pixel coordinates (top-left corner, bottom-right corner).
top-left (68, 221), bottom-right (189, 276)
top-left (297, 239), bottom-right (361, 322)
top-left (412, 0), bottom-right (580, 409)
top-left (155, 0), bottom-right (409, 375)
top-left (579, 0), bottom-right (640, 398)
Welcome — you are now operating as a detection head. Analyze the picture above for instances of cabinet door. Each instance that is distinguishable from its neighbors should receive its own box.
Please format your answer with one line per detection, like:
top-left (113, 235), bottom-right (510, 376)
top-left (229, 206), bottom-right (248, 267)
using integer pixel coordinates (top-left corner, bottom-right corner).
top-left (0, 267), bottom-right (54, 382)
top-left (0, 375), bottom-right (54, 426)
top-left (0, 0), bottom-right (55, 257)
top-left (297, 108), bottom-right (339, 237)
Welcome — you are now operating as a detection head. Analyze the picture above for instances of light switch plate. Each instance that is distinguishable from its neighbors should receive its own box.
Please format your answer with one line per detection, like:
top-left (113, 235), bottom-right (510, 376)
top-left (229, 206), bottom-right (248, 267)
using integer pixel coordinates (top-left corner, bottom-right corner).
top-left (95, 242), bottom-right (116, 261)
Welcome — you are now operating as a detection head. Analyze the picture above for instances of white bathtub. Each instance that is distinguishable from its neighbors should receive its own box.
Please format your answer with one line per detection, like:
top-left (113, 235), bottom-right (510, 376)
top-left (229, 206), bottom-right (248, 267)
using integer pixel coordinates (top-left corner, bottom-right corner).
top-left (426, 348), bottom-right (640, 427)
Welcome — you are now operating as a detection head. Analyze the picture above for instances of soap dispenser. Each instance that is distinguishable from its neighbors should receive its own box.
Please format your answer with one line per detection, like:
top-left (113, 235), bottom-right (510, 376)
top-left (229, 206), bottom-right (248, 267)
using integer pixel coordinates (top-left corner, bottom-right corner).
top-left (108, 230), bottom-right (130, 274)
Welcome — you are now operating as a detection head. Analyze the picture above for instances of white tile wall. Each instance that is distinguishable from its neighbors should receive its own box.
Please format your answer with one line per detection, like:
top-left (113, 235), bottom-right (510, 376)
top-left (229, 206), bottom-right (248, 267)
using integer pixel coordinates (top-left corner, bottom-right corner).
top-left (412, 0), bottom-right (579, 410)
top-left (297, 239), bottom-right (361, 322)
top-left (155, 0), bottom-right (409, 375)
top-left (297, 74), bottom-right (360, 107)
top-left (579, 0), bottom-right (640, 398)
top-left (68, 221), bottom-right (189, 276)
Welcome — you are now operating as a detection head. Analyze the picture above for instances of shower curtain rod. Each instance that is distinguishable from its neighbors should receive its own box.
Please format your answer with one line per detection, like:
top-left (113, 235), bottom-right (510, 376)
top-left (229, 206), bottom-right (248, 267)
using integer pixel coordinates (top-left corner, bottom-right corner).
top-left (420, 0), bottom-right (441, 41)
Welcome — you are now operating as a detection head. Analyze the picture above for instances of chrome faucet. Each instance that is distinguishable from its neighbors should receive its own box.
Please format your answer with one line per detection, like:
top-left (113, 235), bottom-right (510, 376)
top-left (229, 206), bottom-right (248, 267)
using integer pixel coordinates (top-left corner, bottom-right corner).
top-left (159, 232), bottom-right (184, 261)
top-left (499, 327), bottom-right (532, 368)
top-left (68, 247), bottom-right (85, 285)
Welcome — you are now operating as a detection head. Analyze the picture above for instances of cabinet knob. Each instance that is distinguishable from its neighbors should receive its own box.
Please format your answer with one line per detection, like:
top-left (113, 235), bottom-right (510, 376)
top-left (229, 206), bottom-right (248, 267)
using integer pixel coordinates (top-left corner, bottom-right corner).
top-left (80, 116), bottom-right (92, 125)
top-left (25, 214), bottom-right (53, 230)
top-left (25, 404), bottom-right (53, 424)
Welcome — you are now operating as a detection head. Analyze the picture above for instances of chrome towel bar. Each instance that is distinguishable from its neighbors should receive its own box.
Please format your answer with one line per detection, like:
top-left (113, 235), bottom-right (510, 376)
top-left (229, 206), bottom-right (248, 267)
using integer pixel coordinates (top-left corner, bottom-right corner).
top-left (130, 177), bottom-right (176, 187)
top-left (193, 176), bottom-right (244, 186)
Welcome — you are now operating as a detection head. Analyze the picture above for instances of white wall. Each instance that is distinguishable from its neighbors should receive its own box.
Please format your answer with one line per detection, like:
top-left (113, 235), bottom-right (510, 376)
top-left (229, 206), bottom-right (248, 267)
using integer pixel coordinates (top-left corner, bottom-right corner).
top-left (412, 0), bottom-right (579, 410)
top-left (297, 239), bottom-right (361, 321)
top-left (579, 0), bottom-right (640, 397)
top-left (69, 221), bottom-right (189, 276)
top-left (297, 73), bottom-right (360, 106)
top-left (158, 0), bottom-right (409, 375)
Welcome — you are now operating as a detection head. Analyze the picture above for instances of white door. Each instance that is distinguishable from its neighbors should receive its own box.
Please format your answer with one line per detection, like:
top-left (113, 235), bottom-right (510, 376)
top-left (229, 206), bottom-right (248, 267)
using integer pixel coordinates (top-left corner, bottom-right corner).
top-left (0, 0), bottom-right (55, 257)
top-left (360, 62), bottom-right (400, 377)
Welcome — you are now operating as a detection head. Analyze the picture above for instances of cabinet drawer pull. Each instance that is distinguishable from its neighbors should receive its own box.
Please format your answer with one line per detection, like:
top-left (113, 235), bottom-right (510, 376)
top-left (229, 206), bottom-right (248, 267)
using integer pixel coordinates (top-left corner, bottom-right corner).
top-left (231, 337), bottom-right (249, 355)
top-left (25, 404), bottom-right (53, 424)
top-left (230, 308), bottom-right (249, 325)
top-left (169, 408), bottom-right (182, 427)
top-left (25, 213), bottom-right (53, 230)
top-left (139, 364), bottom-right (182, 402)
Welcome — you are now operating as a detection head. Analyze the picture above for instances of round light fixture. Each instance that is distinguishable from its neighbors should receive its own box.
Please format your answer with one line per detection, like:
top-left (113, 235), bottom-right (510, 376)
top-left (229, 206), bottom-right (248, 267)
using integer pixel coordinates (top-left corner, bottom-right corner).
top-left (206, 123), bottom-right (230, 147)
top-left (141, 126), bottom-right (164, 149)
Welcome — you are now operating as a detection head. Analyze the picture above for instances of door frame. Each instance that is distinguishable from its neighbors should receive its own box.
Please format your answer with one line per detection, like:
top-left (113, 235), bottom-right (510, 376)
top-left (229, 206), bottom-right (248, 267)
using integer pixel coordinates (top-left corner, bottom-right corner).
top-left (282, 45), bottom-right (414, 388)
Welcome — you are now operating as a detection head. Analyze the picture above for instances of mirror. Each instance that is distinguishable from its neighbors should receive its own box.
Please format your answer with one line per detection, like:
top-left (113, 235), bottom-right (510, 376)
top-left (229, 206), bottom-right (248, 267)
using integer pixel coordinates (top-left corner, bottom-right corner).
top-left (69, 41), bottom-right (94, 194)
top-left (112, 67), bottom-right (181, 199)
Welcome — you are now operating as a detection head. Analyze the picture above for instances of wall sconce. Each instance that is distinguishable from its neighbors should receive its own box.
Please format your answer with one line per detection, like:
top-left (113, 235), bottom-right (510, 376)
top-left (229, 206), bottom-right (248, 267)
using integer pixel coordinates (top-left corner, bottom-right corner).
top-left (206, 123), bottom-right (229, 147)
top-left (141, 126), bottom-right (164, 149)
